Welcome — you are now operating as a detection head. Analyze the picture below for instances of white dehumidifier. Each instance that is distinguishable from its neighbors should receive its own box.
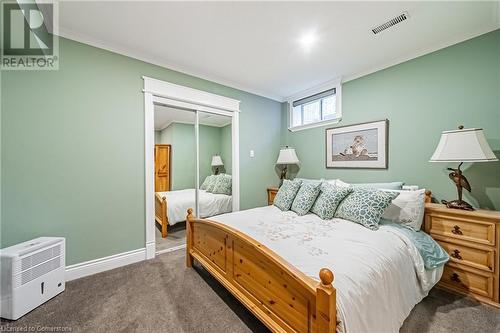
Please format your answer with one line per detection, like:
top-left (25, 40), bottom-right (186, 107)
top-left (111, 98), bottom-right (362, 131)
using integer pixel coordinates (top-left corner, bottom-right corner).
top-left (1, 237), bottom-right (66, 320)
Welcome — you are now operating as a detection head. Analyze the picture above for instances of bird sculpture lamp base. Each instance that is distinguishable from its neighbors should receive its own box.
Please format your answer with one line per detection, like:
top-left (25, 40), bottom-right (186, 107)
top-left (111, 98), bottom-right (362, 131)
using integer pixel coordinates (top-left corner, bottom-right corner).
top-left (443, 162), bottom-right (474, 211)
top-left (278, 166), bottom-right (287, 188)
top-left (441, 199), bottom-right (474, 211)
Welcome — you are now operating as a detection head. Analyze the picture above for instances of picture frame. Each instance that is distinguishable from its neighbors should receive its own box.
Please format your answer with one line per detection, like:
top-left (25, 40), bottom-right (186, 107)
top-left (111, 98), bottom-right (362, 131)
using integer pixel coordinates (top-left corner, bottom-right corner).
top-left (325, 119), bottom-right (388, 169)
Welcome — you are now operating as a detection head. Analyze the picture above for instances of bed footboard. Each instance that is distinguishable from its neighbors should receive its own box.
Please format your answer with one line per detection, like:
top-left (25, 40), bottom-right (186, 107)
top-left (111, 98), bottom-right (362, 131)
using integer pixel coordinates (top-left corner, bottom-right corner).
top-left (155, 193), bottom-right (169, 238)
top-left (186, 209), bottom-right (336, 333)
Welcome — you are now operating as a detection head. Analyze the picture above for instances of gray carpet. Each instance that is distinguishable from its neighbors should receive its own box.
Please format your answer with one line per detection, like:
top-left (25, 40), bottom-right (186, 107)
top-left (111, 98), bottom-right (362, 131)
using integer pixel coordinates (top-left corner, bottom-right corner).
top-left (2, 250), bottom-right (499, 333)
top-left (155, 222), bottom-right (186, 252)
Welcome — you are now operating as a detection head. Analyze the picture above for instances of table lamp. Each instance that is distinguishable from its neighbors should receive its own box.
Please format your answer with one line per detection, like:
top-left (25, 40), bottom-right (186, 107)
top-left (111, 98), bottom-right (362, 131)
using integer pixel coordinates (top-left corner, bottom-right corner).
top-left (211, 155), bottom-right (224, 175)
top-left (276, 146), bottom-right (300, 187)
top-left (430, 126), bottom-right (497, 210)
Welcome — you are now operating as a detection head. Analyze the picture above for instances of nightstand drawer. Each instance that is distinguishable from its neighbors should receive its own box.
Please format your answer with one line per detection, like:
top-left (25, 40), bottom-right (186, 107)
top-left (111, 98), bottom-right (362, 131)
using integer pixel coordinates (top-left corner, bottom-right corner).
top-left (429, 215), bottom-right (495, 246)
top-left (267, 187), bottom-right (278, 206)
top-left (269, 191), bottom-right (277, 205)
top-left (441, 265), bottom-right (494, 299)
top-left (437, 240), bottom-right (494, 272)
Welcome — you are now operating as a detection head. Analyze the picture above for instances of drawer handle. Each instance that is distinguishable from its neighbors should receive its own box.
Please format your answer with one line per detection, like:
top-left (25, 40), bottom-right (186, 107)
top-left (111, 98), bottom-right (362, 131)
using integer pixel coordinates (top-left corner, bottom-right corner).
top-left (451, 225), bottom-right (463, 235)
top-left (450, 249), bottom-right (462, 260)
top-left (450, 273), bottom-right (461, 283)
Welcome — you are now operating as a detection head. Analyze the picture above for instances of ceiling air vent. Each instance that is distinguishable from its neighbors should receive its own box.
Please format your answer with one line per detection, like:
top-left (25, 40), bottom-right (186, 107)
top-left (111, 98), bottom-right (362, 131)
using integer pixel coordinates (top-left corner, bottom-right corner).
top-left (372, 12), bottom-right (409, 34)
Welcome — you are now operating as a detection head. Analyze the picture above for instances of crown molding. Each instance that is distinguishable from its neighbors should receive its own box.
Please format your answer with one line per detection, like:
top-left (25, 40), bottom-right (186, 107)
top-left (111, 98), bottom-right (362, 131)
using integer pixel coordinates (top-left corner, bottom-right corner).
top-left (343, 26), bottom-right (500, 83)
top-left (57, 26), bottom-right (285, 102)
top-left (57, 23), bottom-right (498, 106)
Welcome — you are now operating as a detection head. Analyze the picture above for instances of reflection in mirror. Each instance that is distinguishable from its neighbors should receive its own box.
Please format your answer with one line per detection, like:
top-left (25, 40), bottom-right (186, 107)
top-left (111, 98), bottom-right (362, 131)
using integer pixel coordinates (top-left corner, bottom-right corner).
top-left (153, 104), bottom-right (195, 252)
top-left (198, 111), bottom-right (233, 219)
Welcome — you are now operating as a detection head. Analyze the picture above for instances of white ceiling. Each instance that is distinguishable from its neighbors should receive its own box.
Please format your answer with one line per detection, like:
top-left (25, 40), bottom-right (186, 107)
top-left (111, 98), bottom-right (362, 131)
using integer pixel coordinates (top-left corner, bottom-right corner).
top-left (154, 105), bottom-right (231, 130)
top-left (58, 1), bottom-right (500, 101)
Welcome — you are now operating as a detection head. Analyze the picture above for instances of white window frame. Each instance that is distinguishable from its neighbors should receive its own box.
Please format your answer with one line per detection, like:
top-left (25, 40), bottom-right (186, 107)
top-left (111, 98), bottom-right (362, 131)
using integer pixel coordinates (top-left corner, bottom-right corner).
top-left (287, 78), bottom-right (342, 132)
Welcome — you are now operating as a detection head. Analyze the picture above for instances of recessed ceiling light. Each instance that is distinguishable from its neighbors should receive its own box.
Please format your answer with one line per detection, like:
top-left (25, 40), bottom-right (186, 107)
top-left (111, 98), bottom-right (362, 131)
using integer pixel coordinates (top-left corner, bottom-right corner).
top-left (298, 31), bottom-right (318, 51)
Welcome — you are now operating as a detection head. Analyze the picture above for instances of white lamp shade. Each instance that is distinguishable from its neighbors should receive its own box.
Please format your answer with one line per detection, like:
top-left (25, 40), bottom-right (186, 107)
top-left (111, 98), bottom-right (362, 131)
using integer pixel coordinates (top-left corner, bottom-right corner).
top-left (211, 155), bottom-right (224, 166)
top-left (430, 128), bottom-right (498, 163)
top-left (276, 147), bottom-right (300, 165)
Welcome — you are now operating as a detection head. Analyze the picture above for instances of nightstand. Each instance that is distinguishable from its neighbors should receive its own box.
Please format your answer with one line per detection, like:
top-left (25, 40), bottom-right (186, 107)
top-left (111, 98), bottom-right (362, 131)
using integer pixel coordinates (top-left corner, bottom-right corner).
top-left (267, 187), bottom-right (278, 205)
top-left (424, 203), bottom-right (500, 307)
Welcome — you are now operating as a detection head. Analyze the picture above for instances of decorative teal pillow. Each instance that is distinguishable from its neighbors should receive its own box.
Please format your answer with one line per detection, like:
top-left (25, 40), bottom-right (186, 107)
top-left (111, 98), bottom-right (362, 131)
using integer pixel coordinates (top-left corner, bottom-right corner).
top-left (311, 184), bottom-right (353, 220)
top-left (201, 175), bottom-right (216, 190)
top-left (273, 179), bottom-right (302, 211)
top-left (350, 182), bottom-right (404, 190)
top-left (291, 183), bottom-right (321, 216)
top-left (212, 174), bottom-right (232, 195)
top-left (334, 189), bottom-right (399, 230)
top-left (205, 174), bottom-right (220, 192)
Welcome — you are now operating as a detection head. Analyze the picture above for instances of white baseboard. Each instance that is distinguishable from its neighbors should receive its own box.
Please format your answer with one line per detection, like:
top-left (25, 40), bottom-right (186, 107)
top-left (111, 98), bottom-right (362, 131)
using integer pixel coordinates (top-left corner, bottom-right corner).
top-left (65, 248), bottom-right (147, 281)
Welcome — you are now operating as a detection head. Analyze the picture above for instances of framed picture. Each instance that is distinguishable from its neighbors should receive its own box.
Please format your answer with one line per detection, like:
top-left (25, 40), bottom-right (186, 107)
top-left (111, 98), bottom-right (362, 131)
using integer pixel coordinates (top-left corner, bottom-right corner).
top-left (325, 119), bottom-right (388, 169)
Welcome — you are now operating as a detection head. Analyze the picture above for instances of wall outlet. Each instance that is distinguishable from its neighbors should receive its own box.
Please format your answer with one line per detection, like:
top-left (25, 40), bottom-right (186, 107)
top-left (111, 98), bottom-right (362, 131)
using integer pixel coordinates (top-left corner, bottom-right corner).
top-left (250, 150), bottom-right (255, 158)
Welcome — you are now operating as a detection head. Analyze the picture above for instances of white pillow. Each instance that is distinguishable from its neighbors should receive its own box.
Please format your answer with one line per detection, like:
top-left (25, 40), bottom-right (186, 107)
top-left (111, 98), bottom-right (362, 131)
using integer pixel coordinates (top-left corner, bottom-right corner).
top-left (330, 179), bottom-right (405, 190)
top-left (336, 179), bottom-right (350, 188)
top-left (325, 179), bottom-right (350, 188)
top-left (381, 189), bottom-right (426, 231)
top-left (295, 177), bottom-right (324, 185)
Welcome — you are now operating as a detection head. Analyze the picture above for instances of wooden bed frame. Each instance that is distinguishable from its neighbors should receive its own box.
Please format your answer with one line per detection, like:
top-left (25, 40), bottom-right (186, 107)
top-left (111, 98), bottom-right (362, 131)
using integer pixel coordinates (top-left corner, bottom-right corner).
top-left (155, 193), bottom-right (169, 238)
top-left (186, 190), bottom-right (433, 332)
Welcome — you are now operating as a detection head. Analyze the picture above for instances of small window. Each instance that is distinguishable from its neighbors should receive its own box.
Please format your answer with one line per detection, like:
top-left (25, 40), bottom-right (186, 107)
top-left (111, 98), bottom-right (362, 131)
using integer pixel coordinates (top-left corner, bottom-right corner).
top-left (289, 82), bottom-right (341, 132)
top-left (302, 100), bottom-right (321, 124)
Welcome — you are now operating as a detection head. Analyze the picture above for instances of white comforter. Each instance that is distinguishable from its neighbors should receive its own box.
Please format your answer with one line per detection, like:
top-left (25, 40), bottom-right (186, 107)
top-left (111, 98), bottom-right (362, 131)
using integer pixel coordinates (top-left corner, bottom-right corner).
top-left (157, 189), bottom-right (232, 225)
top-left (211, 205), bottom-right (443, 333)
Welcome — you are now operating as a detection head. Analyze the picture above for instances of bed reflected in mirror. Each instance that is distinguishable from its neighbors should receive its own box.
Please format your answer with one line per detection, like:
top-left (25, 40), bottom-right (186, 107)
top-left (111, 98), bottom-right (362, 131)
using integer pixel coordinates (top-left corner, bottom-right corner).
top-left (153, 105), bottom-right (195, 252)
top-left (198, 111), bottom-right (233, 218)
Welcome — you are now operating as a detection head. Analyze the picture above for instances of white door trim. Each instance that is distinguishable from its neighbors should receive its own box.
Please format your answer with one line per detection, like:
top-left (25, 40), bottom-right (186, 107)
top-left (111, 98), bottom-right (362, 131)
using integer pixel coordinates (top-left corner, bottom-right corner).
top-left (195, 110), bottom-right (200, 217)
top-left (143, 76), bottom-right (240, 112)
top-left (143, 76), bottom-right (241, 259)
top-left (231, 111), bottom-right (240, 211)
top-left (144, 91), bottom-right (156, 259)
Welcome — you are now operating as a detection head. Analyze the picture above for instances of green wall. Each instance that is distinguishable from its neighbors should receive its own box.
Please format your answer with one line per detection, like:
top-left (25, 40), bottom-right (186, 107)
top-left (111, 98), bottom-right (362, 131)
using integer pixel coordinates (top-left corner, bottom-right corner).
top-left (159, 123), bottom-right (196, 190)
top-left (159, 125), bottom-right (173, 145)
top-left (282, 29), bottom-right (500, 210)
top-left (199, 124), bottom-right (226, 185)
top-left (1, 37), bottom-right (282, 264)
top-left (157, 122), bottom-right (229, 190)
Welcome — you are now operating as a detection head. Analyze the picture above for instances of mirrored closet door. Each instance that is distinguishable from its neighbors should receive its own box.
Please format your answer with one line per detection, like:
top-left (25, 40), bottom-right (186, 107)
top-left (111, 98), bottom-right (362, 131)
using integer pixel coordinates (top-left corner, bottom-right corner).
top-left (197, 111), bottom-right (233, 219)
top-left (153, 105), bottom-right (196, 252)
top-left (151, 101), bottom-right (237, 254)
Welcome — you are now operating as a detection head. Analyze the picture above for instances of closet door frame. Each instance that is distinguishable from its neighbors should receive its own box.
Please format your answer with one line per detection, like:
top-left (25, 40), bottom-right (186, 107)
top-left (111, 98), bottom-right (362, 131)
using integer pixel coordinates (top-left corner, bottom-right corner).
top-left (143, 76), bottom-right (240, 259)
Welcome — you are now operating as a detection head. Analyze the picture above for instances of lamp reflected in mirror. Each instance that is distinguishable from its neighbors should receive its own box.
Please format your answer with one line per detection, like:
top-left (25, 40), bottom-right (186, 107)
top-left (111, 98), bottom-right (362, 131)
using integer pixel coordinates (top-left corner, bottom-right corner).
top-left (211, 154), bottom-right (224, 175)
